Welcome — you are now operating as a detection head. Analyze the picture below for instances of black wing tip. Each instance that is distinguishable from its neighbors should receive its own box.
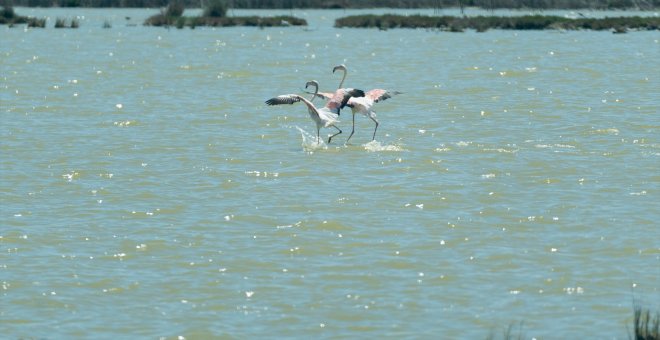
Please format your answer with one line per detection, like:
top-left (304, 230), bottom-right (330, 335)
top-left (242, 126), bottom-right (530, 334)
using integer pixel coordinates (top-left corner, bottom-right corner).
top-left (265, 95), bottom-right (300, 106)
top-left (374, 90), bottom-right (402, 103)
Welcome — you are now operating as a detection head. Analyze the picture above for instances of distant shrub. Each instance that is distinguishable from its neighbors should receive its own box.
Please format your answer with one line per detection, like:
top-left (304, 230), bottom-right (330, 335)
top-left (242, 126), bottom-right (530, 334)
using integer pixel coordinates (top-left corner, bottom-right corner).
top-left (0, 7), bottom-right (46, 28)
top-left (71, 17), bottom-right (79, 28)
top-left (102, 19), bottom-right (111, 28)
top-left (165, 0), bottom-right (184, 17)
top-left (175, 16), bottom-right (185, 28)
top-left (144, 0), bottom-right (185, 26)
top-left (144, 12), bottom-right (172, 26)
top-left (1, 5), bottom-right (15, 19)
top-left (54, 17), bottom-right (65, 27)
top-left (204, 0), bottom-right (227, 18)
top-left (61, 0), bottom-right (81, 7)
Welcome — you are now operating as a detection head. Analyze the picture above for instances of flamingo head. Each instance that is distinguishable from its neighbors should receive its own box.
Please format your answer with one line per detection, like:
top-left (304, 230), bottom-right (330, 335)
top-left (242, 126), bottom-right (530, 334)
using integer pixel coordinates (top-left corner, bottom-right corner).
top-left (305, 80), bottom-right (319, 91)
top-left (333, 64), bottom-right (347, 74)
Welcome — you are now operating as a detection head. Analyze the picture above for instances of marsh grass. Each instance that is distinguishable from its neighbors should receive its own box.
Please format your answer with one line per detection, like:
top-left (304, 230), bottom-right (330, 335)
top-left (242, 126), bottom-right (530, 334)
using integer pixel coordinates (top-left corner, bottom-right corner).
top-left (335, 14), bottom-right (660, 32)
top-left (633, 306), bottom-right (660, 340)
top-left (54, 17), bottom-right (78, 28)
top-left (145, 0), bottom-right (305, 28)
top-left (145, 13), bottom-right (306, 28)
top-left (27, 17), bottom-right (45, 27)
top-left (486, 322), bottom-right (525, 340)
top-left (484, 306), bottom-right (659, 339)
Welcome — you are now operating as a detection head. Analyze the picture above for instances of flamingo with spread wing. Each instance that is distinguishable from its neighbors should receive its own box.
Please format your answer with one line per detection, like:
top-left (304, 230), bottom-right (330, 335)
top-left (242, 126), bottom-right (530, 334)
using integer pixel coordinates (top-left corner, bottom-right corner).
top-left (265, 81), bottom-right (364, 144)
top-left (308, 64), bottom-right (401, 142)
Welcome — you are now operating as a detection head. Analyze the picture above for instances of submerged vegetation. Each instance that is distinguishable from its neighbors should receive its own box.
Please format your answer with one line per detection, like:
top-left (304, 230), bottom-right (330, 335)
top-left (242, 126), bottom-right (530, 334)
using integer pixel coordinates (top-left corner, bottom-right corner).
top-left (335, 14), bottom-right (660, 31)
top-left (144, 0), bottom-right (307, 28)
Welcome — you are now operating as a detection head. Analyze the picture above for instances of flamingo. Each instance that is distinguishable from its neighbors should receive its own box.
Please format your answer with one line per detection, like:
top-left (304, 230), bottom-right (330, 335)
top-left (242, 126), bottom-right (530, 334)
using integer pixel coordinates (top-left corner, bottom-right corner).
top-left (345, 88), bottom-right (401, 142)
top-left (307, 64), bottom-right (401, 142)
top-left (307, 64), bottom-right (349, 102)
top-left (265, 81), bottom-right (364, 144)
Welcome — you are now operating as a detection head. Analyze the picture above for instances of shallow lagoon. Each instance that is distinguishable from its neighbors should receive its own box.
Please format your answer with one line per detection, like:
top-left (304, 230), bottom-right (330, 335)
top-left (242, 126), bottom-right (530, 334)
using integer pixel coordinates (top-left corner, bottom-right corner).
top-left (1, 8), bottom-right (659, 338)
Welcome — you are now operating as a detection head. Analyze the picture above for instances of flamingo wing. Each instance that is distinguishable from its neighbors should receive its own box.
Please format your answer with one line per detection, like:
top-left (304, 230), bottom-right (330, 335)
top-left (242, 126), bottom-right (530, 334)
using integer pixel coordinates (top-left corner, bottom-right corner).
top-left (326, 88), bottom-right (365, 112)
top-left (366, 89), bottom-right (402, 103)
top-left (266, 94), bottom-right (319, 115)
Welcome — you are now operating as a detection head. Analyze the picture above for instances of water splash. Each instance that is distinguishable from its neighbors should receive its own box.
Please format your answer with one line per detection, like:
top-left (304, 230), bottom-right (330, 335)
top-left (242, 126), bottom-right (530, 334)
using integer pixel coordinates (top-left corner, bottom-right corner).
top-left (295, 126), bottom-right (326, 151)
top-left (363, 140), bottom-right (404, 152)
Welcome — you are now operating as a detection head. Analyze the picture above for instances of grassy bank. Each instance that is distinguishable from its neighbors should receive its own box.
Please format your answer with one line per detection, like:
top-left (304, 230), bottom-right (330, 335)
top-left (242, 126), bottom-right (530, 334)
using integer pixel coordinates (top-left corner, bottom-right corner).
top-left (335, 14), bottom-right (660, 32)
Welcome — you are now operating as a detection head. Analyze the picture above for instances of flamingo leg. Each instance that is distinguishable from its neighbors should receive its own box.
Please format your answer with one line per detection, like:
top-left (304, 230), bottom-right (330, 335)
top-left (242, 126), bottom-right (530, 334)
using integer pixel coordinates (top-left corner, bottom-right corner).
top-left (346, 113), bottom-right (356, 143)
top-left (316, 127), bottom-right (321, 144)
top-left (328, 125), bottom-right (342, 144)
top-left (369, 114), bottom-right (379, 141)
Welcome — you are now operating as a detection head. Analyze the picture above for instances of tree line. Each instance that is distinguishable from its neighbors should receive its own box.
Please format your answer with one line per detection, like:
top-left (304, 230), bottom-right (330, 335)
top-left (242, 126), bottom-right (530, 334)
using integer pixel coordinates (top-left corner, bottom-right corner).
top-left (4, 0), bottom-right (658, 9)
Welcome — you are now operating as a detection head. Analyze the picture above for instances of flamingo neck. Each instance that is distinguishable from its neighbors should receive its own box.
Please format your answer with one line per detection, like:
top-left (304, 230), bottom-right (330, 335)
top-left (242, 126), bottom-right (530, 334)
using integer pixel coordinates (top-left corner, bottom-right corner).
top-left (337, 69), bottom-right (347, 89)
top-left (308, 82), bottom-right (319, 102)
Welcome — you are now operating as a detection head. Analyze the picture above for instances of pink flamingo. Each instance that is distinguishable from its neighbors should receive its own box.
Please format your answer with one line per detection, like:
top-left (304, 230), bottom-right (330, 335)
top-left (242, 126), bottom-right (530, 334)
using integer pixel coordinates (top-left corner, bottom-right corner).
top-left (308, 64), bottom-right (401, 142)
top-left (265, 81), bottom-right (364, 144)
top-left (307, 64), bottom-right (350, 102)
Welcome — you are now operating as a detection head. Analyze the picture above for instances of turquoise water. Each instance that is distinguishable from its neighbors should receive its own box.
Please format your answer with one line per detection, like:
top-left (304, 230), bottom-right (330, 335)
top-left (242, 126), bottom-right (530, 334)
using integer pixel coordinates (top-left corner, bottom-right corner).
top-left (1, 8), bottom-right (659, 339)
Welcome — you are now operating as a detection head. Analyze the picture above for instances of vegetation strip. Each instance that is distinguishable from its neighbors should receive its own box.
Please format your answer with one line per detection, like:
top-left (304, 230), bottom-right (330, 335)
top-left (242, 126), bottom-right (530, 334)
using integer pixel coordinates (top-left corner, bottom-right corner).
top-left (144, 0), bottom-right (306, 28)
top-left (335, 14), bottom-right (660, 32)
top-left (145, 14), bottom-right (306, 28)
top-left (5, 0), bottom-right (660, 10)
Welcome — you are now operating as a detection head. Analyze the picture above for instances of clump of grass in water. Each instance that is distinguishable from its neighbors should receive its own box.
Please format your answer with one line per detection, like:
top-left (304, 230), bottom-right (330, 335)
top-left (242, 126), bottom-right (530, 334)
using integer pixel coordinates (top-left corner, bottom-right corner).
top-left (54, 18), bottom-right (78, 28)
top-left (486, 322), bottom-right (524, 340)
top-left (27, 17), bottom-right (45, 28)
top-left (54, 17), bottom-right (66, 28)
top-left (633, 305), bottom-right (660, 340)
